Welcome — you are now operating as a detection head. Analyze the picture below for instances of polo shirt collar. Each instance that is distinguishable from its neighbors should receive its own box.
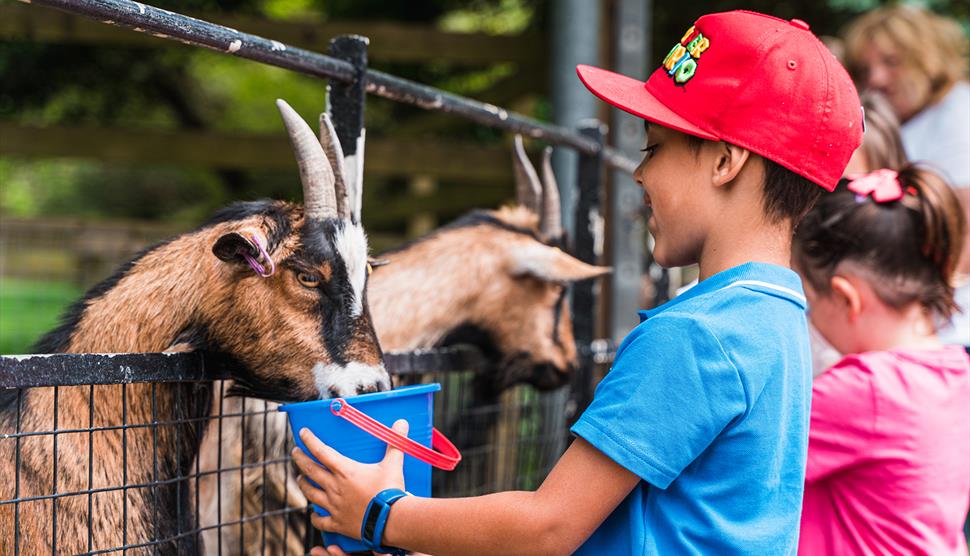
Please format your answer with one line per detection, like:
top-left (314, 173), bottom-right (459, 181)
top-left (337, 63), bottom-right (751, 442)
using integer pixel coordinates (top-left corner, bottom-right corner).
top-left (638, 262), bottom-right (806, 322)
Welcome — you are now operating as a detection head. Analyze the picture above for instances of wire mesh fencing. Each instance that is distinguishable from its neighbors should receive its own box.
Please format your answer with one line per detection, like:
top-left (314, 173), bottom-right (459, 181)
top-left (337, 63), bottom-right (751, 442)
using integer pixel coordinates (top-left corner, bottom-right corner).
top-left (0, 350), bottom-right (580, 555)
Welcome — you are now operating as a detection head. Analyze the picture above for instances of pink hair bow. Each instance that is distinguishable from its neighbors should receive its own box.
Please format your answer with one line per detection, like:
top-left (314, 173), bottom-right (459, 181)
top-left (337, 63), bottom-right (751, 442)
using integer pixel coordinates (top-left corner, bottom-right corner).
top-left (846, 168), bottom-right (903, 203)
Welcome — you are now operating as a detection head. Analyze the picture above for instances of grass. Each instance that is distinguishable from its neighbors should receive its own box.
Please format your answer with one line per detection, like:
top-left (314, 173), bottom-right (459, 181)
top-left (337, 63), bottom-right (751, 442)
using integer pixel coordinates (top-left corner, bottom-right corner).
top-left (0, 278), bottom-right (82, 354)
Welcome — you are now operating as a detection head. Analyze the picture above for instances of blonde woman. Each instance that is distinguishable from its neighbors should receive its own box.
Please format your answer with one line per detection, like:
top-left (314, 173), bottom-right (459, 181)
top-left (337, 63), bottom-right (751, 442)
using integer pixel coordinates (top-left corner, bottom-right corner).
top-left (844, 6), bottom-right (969, 346)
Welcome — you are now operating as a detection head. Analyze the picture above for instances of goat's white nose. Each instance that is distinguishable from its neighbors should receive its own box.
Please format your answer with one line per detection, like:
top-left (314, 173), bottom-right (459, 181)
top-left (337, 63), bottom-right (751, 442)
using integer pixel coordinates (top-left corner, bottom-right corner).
top-left (311, 361), bottom-right (391, 399)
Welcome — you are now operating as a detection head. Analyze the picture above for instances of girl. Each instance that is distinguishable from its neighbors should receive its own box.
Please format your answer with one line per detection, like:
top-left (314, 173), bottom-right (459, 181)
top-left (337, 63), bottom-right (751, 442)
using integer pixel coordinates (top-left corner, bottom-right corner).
top-left (794, 164), bottom-right (970, 555)
top-left (843, 5), bottom-right (970, 347)
top-left (810, 91), bottom-right (907, 376)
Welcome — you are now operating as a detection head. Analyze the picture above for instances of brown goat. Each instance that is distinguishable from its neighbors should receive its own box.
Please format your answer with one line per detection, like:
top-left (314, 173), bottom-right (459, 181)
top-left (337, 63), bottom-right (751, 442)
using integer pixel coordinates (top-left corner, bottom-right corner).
top-left (199, 136), bottom-right (610, 555)
top-left (0, 100), bottom-right (389, 555)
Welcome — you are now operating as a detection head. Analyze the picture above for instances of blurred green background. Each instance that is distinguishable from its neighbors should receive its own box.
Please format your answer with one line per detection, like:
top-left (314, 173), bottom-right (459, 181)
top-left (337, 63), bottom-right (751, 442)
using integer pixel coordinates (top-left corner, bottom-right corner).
top-left (1, 0), bottom-right (967, 354)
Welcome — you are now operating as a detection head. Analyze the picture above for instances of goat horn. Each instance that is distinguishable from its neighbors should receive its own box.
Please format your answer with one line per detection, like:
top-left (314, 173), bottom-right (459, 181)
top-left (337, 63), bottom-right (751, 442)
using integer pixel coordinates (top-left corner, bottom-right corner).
top-left (276, 99), bottom-right (337, 220)
top-left (318, 113), bottom-right (351, 221)
top-left (512, 135), bottom-right (541, 213)
top-left (540, 146), bottom-right (563, 240)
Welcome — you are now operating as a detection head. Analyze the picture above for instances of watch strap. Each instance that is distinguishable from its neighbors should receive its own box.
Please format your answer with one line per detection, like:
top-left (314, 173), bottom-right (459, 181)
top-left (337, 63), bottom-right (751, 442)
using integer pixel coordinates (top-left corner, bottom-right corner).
top-left (361, 488), bottom-right (409, 554)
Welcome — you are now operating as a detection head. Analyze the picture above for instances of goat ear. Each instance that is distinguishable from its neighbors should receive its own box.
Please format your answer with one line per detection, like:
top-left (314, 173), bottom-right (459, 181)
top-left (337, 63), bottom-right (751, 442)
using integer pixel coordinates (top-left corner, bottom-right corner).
top-left (212, 227), bottom-right (265, 263)
top-left (510, 243), bottom-right (611, 283)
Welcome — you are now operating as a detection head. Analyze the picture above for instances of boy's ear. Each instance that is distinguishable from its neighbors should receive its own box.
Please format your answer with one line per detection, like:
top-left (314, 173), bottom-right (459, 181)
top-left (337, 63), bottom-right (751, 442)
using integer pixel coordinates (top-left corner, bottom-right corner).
top-left (830, 275), bottom-right (862, 322)
top-left (711, 142), bottom-right (751, 188)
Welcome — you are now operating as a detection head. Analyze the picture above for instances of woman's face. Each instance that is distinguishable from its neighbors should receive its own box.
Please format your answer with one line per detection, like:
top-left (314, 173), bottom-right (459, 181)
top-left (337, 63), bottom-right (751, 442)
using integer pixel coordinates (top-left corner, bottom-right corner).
top-left (857, 37), bottom-right (932, 122)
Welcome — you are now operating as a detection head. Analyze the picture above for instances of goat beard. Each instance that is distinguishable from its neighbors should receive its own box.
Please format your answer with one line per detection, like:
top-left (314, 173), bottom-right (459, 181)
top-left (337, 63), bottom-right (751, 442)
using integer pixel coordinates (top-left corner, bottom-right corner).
top-left (221, 355), bottom-right (316, 404)
top-left (225, 372), bottom-right (310, 404)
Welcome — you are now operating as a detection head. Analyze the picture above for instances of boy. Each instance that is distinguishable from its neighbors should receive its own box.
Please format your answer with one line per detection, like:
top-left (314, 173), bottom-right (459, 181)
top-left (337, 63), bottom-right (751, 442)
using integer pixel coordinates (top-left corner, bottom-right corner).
top-left (292, 11), bottom-right (863, 554)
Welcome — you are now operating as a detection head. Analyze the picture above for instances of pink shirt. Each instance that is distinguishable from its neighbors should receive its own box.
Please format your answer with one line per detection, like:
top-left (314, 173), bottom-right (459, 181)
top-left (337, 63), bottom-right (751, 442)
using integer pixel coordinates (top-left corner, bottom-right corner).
top-left (799, 347), bottom-right (970, 555)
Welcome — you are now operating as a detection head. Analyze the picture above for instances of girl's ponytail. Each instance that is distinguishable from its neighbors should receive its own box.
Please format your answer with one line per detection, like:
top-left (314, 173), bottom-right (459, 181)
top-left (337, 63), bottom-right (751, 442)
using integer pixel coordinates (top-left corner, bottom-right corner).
top-left (794, 164), bottom-right (966, 321)
top-left (898, 166), bottom-right (966, 295)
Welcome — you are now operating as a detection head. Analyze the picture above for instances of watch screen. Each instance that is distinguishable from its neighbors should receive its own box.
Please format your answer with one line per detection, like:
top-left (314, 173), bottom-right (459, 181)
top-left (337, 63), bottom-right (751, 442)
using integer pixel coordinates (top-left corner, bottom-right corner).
top-left (363, 503), bottom-right (383, 540)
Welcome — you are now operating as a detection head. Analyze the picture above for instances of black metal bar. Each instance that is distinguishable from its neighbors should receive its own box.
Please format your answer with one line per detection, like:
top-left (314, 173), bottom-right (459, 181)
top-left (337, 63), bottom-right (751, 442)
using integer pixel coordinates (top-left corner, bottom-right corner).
top-left (0, 346), bottom-right (527, 390)
top-left (14, 389), bottom-right (20, 554)
top-left (0, 352), bottom-right (236, 388)
top-left (303, 508), bottom-right (314, 554)
top-left (568, 120), bottom-right (607, 422)
top-left (260, 400), bottom-right (268, 556)
top-left (121, 383), bottom-right (128, 554)
top-left (329, 34), bottom-right (367, 235)
top-left (51, 385), bottom-right (59, 555)
top-left (216, 380), bottom-right (224, 556)
top-left (19, 0), bottom-right (637, 172)
top-left (177, 382), bottom-right (186, 547)
top-left (151, 383), bottom-right (159, 554)
top-left (193, 389), bottom-right (202, 547)
top-left (0, 345), bottom-right (553, 391)
top-left (282, 448), bottom-right (291, 555)
top-left (87, 384), bottom-right (95, 553)
top-left (239, 396), bottom-right (246, 555)
top-left (328, 34), bottom-right (367, 157)
top-left (13, 388), bottom-right (20, 553)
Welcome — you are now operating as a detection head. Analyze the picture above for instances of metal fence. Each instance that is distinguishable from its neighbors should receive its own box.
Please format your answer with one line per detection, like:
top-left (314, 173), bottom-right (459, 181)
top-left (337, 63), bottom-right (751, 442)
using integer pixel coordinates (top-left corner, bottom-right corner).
top-left (1, 0), bottom-right (632, 553)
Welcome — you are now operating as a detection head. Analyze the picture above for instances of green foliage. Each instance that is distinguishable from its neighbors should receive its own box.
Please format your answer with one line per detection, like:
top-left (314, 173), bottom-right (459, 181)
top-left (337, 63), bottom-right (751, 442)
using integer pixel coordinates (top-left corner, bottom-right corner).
top-left (187, 51), bottom-right (326, 133)
top-left (440, 0), bottom-right (534, 34)
top-left (0, 279), bottom-right (81, 354)
top-left (1, 158), bottom-right (227, 222)
top-left (261, 0), bottom-right (319, 21)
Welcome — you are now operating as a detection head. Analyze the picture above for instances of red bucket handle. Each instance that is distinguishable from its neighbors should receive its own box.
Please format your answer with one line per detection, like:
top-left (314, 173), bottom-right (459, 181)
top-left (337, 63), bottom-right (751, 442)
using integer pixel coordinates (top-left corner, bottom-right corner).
top-left (330, 398), bottom-right (461, 471)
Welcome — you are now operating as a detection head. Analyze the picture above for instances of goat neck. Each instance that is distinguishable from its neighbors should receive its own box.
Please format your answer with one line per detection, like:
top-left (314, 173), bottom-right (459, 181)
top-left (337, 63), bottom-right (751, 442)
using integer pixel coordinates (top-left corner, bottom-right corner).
top-left (367, 224), bottom-right (515, 351)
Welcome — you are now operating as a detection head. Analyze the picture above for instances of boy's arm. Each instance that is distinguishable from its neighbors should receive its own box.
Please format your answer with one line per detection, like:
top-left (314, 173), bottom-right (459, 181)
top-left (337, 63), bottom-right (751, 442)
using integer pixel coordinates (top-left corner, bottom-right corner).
top-left (293, 426), bottom-right (640, 556)
top-left (382, 437), bottom-right (640, 555)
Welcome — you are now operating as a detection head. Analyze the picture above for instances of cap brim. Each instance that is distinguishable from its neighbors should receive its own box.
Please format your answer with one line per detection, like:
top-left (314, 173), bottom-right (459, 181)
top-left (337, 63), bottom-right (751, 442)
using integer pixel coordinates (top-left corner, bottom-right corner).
top-left (576, 64), bottom-right (718, 141)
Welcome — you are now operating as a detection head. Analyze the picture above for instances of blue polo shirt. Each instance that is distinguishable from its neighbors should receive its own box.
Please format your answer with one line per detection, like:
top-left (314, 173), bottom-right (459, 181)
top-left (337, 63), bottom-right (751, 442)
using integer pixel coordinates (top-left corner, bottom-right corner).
top-left (572, 262), bottom-right (812, 555)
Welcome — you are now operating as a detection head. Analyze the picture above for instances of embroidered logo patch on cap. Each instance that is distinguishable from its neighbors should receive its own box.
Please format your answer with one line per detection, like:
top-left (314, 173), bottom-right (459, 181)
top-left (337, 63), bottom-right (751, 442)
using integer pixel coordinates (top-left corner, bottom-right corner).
top-left (661, 25), bottom-right (710, 85)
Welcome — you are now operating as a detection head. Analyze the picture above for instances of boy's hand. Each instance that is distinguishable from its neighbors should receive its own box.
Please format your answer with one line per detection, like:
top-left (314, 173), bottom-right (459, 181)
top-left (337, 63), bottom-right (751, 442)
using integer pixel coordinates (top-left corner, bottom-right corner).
top-left (291, 420), bottom-right (409, 540)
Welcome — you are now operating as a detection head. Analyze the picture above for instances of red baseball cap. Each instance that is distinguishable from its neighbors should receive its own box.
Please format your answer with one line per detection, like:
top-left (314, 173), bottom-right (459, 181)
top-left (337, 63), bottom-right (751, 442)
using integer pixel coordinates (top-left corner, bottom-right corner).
top-left (578, 10), bottom-right (863, 191)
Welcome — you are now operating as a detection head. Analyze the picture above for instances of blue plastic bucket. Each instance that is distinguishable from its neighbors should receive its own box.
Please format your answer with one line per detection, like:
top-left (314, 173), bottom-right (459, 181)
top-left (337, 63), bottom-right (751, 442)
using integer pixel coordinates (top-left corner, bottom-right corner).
top-left (279, 383), bottom-right (460, 552)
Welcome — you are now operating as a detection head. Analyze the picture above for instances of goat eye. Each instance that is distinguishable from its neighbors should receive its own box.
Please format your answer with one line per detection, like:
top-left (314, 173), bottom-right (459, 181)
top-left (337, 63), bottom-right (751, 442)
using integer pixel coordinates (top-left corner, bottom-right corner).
top-left (297, 273), bottom-right (320, 288)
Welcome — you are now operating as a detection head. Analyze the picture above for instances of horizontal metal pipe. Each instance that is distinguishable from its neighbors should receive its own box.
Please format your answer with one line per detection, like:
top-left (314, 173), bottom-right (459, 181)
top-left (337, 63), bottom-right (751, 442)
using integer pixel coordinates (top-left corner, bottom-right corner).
top-left (19, 0), bottom-right (637, 170)
top-left (0, 343), bottom-right (615, 388)
top-left (0, 347), bottom-right (487, 388)
top-left (0, 352), bottom-right (233, 388)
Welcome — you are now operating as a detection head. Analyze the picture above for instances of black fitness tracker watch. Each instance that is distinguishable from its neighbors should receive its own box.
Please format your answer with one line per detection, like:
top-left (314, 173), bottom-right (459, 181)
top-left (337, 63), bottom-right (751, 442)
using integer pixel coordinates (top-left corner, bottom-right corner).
top-left (360, 488), bottom-right (409, 554)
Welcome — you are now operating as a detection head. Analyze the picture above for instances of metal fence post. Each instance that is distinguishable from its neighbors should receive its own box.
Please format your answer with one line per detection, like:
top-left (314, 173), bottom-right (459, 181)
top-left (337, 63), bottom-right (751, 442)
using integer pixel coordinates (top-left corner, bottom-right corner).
top-left (327, 34), bottom-right (368, 200)
top-left (568, 120), bottom-right (607, 423)
top-left (608, 0), bottom-right (649, 343)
